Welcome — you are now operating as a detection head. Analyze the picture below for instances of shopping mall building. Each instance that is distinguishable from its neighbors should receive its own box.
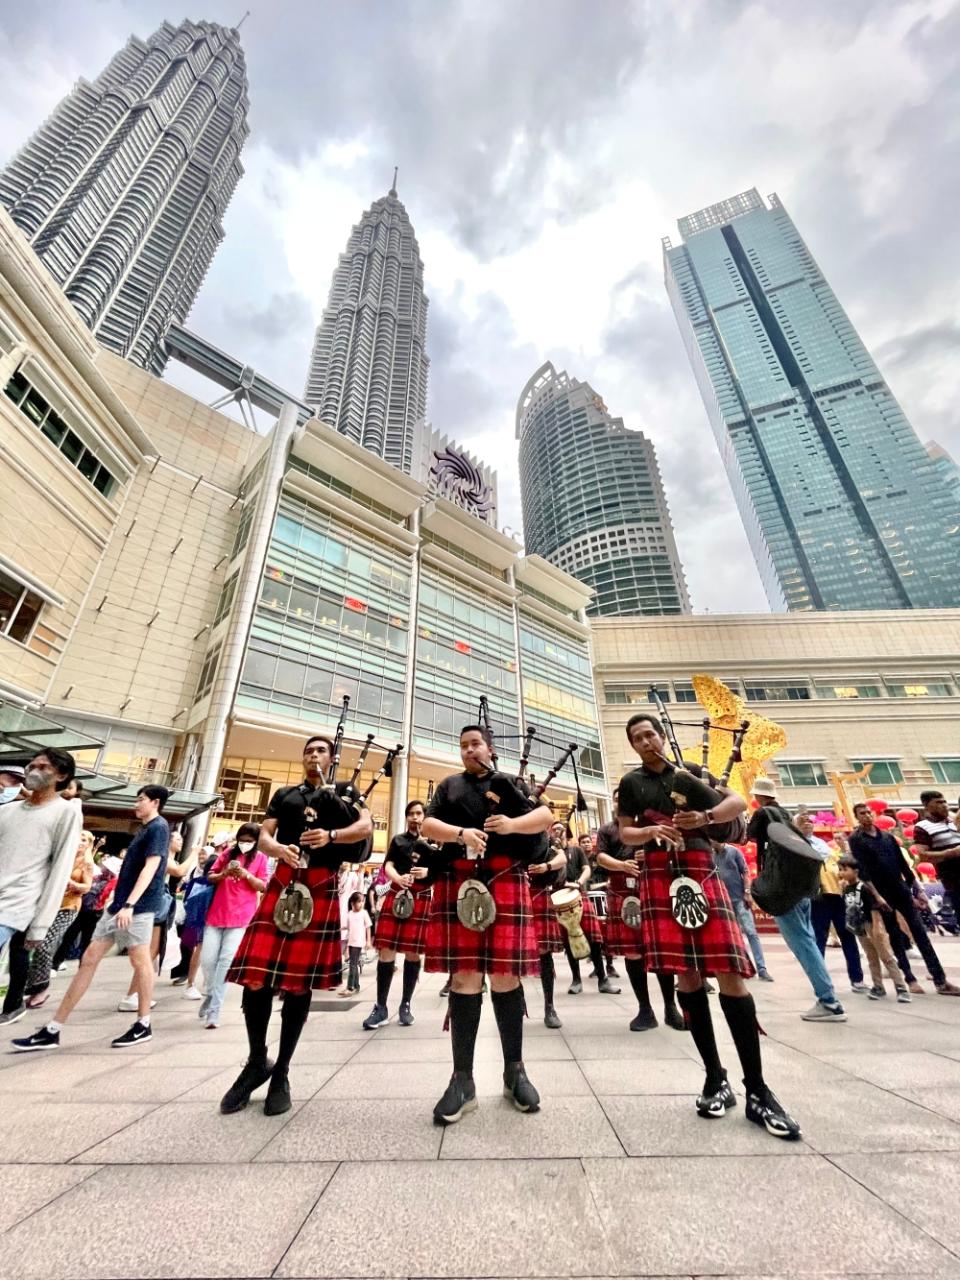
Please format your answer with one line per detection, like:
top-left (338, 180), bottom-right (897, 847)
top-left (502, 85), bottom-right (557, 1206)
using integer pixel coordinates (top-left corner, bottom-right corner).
top-left (2, 207), bottom-right (959, 840)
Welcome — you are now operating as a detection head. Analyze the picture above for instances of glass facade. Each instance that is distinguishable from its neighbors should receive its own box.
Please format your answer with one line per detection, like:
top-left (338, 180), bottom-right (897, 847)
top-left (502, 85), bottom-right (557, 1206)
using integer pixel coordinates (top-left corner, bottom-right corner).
top-left (237, 495), bottom-right (412, 737)
top-left (517, 362), bottom-right (689, 617)
top-left (518, 615), bottom-right (604, 788)
top-left (664, 189), bottom-right (960, 610)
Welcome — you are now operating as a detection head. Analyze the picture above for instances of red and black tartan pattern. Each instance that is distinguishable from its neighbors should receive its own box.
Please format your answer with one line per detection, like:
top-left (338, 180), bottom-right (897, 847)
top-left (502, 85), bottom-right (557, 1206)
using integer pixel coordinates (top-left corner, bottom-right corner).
top-left (640, 848), bottom-right (754, 977)
top-left (529, 882), bottom-right (564, 953)
top-left (425, 856), bottom-right (539, 976)
top-left (603, 871), bottom-right (645, 957)
top-left (577, 890), bottom-right (604, 946)
top-left (228, 864), bottom-right (342, 993)
top-left (372, 883), bottom-right (432, 955)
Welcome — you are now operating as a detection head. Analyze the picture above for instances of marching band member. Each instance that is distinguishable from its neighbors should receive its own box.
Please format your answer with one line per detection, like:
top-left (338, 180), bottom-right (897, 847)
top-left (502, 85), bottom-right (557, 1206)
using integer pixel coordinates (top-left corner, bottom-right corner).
top-left (550, 820), bottom-right (620, 995)
top-left (422, 725), bottom-right (553, 1125)
top-left (362, 800), bottom-right (433, 1029)
top-left (220, 734), bottom-right (372, 1118)
top-left (526, 837), bottom-right (568, 1028)
top-left (617, 713), bottom-right (801, 1140)
top-left (596, 790), bottom-right (685, 1032)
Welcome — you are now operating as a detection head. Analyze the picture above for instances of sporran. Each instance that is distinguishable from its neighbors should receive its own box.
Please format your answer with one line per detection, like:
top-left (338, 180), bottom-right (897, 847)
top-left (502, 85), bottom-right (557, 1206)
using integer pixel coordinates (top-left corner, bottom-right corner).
top-left (392, 887), bottom-right (415, 920)
top-left (273, 880), bottom-right (314, 934)
top-left (457, 878), bottom-right (496, 932)
top-left (621, 894), bottom-right (642, 929)
top-left (669, 874), bottom-right (709, 930)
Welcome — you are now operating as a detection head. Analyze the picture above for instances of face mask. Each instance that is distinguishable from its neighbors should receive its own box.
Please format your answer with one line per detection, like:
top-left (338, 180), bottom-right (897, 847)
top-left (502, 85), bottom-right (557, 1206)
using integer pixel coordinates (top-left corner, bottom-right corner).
top-left (24, 768), bottom-right (46, 791)
top-left (237, 841), bottom-right (255, 854)
top-left (0, 785), bottom-right (21, 803)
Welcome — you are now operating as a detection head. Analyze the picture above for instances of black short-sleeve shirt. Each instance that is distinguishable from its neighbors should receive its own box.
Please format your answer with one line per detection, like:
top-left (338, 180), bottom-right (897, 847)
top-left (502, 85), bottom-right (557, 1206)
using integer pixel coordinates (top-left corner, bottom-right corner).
top-left (386, 830), bottom-right (435, 875)
top-left (266, 781), bottom-right (366, 867)
top-left (425, 769), bottom-right (544, 867)
top-left (617, 760), bottom-right (735, 854)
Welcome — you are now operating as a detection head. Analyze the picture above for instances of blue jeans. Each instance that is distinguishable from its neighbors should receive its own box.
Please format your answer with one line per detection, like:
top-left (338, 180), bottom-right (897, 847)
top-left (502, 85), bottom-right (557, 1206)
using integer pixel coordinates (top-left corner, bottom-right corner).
top-left (776, 899), bottom-right (838, 1005)
top-left (0, 922), bottom-right (17, 954)
top-left (733, 900), bottom-right (767, 973)
top-left (811, 894), bottom-right (864, 984)
top-left (199, 925), bottom-right (246, 1023)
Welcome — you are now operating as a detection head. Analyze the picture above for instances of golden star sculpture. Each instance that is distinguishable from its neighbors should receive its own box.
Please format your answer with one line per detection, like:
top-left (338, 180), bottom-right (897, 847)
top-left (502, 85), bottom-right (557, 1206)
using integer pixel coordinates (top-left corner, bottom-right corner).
top-left (687, 674), bottom-right (787, 801)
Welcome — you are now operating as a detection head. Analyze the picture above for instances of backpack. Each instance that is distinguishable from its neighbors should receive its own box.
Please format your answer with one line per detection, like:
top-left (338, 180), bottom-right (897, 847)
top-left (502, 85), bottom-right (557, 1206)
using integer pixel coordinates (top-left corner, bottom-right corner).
top-left (844, 885), bottom-right (868, 937)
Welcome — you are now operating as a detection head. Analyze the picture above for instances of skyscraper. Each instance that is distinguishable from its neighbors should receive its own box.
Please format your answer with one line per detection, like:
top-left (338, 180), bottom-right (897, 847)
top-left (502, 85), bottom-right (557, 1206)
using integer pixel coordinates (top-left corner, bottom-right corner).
top-left (664, 189), bottom-right (959, 611)
top-left (0, 19), bottom-right (248, 375)
top-left (304, 178), bottom-right (429, 474)
top-left (517, 361), bottom-right (689, 617)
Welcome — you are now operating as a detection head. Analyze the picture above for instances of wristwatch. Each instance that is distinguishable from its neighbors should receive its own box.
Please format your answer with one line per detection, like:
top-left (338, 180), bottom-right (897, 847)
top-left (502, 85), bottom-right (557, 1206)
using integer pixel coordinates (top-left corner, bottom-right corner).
top-left (456, 828), bottom-right (466, 847)
top-left (329, 829), bottom-right (339, 844)
top-left (704, 808), bottom-right (715, 826)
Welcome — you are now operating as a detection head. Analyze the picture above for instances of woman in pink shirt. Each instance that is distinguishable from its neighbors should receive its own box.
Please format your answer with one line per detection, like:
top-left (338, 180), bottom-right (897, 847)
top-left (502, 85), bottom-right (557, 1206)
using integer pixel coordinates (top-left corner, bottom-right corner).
top-left (199, 824), bottom-right (268, 1029)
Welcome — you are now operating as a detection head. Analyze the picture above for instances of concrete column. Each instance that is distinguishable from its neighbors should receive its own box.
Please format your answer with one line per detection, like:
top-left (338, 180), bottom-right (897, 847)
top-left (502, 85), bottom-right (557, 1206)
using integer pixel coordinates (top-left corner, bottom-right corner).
top-left (390, 504), bottom-right (421, 837)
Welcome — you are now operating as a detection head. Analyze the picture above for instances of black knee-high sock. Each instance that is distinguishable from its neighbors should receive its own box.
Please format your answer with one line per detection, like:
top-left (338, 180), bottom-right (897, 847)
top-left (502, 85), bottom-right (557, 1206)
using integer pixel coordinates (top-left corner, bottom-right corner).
top-left (657, 971), bottom-right (678, 1010)
top-left (401, 958), bottom-right (420, 1005)
top-left (676, 986), bottom-right (724, 1089)
top-left (719, 991), bottom-right (764, 1094)
top-left (376, 960), bottom-right (395, 1007)
top-left (273, 990), bottom-right (311, 1077)
top-left (491, 985), bottom-right (525, 1064)
top-left (449, 991), bottom-right (483, 1076)
top-left (589, 938), bottom-right (606, 980)
top-left (241, 985), bottom-right (274, 1065)
top-left (625, 958), bottom-right (652, 1012)
top-left (564, 938), bottom-right (581, 982)
top-left (539, 952), bottom-right (556, 1007)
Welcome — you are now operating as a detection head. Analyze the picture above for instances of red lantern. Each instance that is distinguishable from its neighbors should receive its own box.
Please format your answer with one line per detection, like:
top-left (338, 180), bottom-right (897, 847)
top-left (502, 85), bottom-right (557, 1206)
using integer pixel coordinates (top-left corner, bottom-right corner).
top-left (866, 798), bottom-right (889, 815)
top-left (916, 861), bottom-right (936, 878)
top-left (874, 814), bottom-right (896, 831)
top-left (896, 808), bottom-right (918, 824)
top-left (901, 825), bottom-right (915, 841)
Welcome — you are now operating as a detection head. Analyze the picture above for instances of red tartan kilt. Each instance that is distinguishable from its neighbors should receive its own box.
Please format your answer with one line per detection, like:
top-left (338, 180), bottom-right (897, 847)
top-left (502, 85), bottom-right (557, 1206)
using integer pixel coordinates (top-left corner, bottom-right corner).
top-left (228, 864), bottom-right (342, 993)
top-left (425, 857), bottom-right (539, 976)
top-left (578, 890), bottom-right (603, 945)
top-left (530, 883), bottom-right (564, 952)
top-left (641, 848), bottom-right (754, 977)
top-left (603, 871), bottom-right (644, 957)
top-left (373, 884), bottom-right (431, 955)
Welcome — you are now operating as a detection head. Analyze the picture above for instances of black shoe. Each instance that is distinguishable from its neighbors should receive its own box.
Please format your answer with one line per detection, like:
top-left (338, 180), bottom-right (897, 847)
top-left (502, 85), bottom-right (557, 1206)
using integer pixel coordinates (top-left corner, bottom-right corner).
top-left (696, 1071), bottom-right (736, 1119)
top-left (0, 1004), bottom-right (27, 1026)
top-left (503, 1061), bottom-right (540, 1113)
top-left (12, 1025), bottom-right (60, 1052)
top-left (758, 969), bottom-right (775, 982)
top-left (568, 980), bottom-right (583, 995)
top-left (745, 1085), bottom-right (801, 1140)
top-left (170, 975), bottom-right (188, 986)
top-left (598, 975), bottom-right (621, 994)
top-left (112, 1020), bottom-right (152, 1048)
top-left (588, 968), bottom-right (599, 980)
top-left (544, 1004), bottom-right (562, 1029)
top-left (220, 1056), bottom-right (275, 1114)
top-left (664, 1003), bottom-right (687, 1031)
top-left (264, 1071), bottom-right (292, 1116)
top-left (433, 1072), bottom-right (477, 1125)
top-left (362, 1003), bottom-right (390, 1030)
top-left (606, 963), bottom-right (620, 978)
top-left (439, 981), bottom-right (451, 998)
top-left (398, 1002), bottom-right (415, 1026)
top-left (629, 1007), bottom-right (658, 1031)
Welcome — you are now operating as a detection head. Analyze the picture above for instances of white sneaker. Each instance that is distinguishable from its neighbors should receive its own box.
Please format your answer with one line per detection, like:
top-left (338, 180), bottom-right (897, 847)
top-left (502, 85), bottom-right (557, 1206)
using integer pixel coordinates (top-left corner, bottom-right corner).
top-left (117, 996), bottom-right (156, 1012)
top-left (801, 1000), bottom-right (847, 1022)
top-left (183, 986), bottom-right (203, 1001)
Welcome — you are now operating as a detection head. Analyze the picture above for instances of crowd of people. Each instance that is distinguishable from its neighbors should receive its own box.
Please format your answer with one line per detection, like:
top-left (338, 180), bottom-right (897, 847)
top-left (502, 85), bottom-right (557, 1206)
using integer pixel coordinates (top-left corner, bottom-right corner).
top-left (2, 721), bottom-right (959, 1145)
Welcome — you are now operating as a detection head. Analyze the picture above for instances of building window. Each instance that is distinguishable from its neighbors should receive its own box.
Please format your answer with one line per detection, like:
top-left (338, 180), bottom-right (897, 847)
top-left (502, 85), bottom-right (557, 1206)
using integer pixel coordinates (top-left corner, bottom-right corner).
top-left (213, 571), bottom-right (238, 628)
top-left (195, 643), bottom-right (222, 702)
top-left (0, 566), bottom-right (44, 645)
top-left (814, 683), bottom-right (882, 699)
top-left (885, 682), bottom-right (953, 698)
top-left (744, 681), bottom-right (811, 702)
top-left (929, 759), bottom-right (960, 785)
top-left (4, 369), bottom-right (116, 497)
top-left (850, 759), bottom-right (904, 786)
top-left (672, 683), bottom-right (697, 703)
top-left (777, 761), bottom-right (828, 787)
top-left (231, 504), bottom-right (254, 560)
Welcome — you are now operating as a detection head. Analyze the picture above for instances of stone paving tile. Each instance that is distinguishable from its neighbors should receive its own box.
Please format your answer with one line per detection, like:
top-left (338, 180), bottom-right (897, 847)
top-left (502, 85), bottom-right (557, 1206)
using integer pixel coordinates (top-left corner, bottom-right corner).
top-left (0, 1099), bottom-right (154, 1163)
top-left (317, 1057), bottom-right (592, 1100)
top-left (266, 1036), bottom-right (364, 1065)
top-left (72, 1099), bottom-right (300, 1164)
top-left (895, 1085), bottom-right (960, 1125)
top-left (793, 1078), bottom-right (960, 1155)
top-left (0, 1051), bottom-right (132, 1092)
top-left (563, 1031), bottom-right (698, 1061)
top-left (818, 1049), bottom-right (960, 1090)
top-left (53, 1064), bottom-right (225, 1104)
top-left (353, 1032), bottom-right (573, 1063)
top-left (0, 1164), bottom-right (98, 1231)
top-left (0, 1162), bottom-right (336, 1279)
top-left (438, 1096), bottom-right (623, 1159)
top-left (578, 1055), bottom-right (706, 1095)
top-left (276, 1159), bottom-right (615, 1278)
top-left (180, 1061), bottom-right (338, 1103)
top-left (583, 1154), bottom-right (960, 1276)
top-left (598, 1093), bottom-right (810, 1158)
top-left (257, 1098), bottom-right (443, 1161)
top-left (834, 1151), bottom-right (960, 1258)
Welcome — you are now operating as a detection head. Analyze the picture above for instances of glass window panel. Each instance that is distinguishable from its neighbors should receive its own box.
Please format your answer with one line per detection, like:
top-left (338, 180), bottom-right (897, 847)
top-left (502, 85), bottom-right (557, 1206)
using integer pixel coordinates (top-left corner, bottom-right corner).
top-left (365, 615), bottom-right (387, 647)
top-left (304, 667), bottom-right (332, 704)
top-left (242, 649), bottom-right (276, 689)
top-left (386, 624), bottom-right (407, 654)
top-left (930, 759), bottom-right (960, 784)
top-left (381, 687), bottom-right (403, 722)
top-left (60, 430), bottom-right (83, 463)
top-left (0, 571), bottom-right (23, 634)
top-left (299, 526), bottom-right (325, 558)
top-left (331, 671), bottom-right (359, 704)
top-left (324, 538), bottom-right (346, 567)
top-left (41, 412), bottom-right (66, 445)
top-left (850, 760), bottom-right (904, 786)
top-left (316, 596), bottom-right (342, 630)
top-left (260, 579), bottom-right (290, 611)
top-left (22, 388), bottom-right (47, 426)
top-left (348, 548), bottom-right (371, 579)
top-left (274, 515), bottom-right (301, 548)
top-left (414, 697), bottom-right (432, 728)
top-left (356, 681), bottom-right (381, 715)
top-left (77, 449), bottom-right (99, 481)
top-left (8, 589), bottom-right (41, 643)
top-left (288, 588), bottom-right (316, 623)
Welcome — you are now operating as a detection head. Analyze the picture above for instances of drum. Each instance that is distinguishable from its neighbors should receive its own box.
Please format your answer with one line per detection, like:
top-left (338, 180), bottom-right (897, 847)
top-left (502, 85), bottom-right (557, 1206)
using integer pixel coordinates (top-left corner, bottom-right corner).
top-left (587, 889), bottom-right (607, 920)
top-left (751, 821), bottom-right (824, 917)
top-left (550, 886), bottom-right (590, 960)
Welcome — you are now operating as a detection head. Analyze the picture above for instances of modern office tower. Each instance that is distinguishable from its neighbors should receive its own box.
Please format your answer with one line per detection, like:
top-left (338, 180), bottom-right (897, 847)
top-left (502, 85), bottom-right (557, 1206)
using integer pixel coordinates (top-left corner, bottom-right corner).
top-left (0, 19), bottom-right (248, 376)
top-left (516, 361), bottom-right (690, 617)
top-left (664, 189), bottom-right (960, 611)
top-left (304, 178), bottom-right (429, 474)
top-left (926, 440), bottom-right (960, 503)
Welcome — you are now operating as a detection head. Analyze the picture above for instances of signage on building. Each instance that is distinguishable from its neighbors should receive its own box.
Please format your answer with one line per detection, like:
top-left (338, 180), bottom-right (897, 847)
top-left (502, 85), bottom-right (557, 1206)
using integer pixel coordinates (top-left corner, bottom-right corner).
top-left (454, 640), bottom-right (471, 654)
top-left (344, 596), bottom-right (368, 613)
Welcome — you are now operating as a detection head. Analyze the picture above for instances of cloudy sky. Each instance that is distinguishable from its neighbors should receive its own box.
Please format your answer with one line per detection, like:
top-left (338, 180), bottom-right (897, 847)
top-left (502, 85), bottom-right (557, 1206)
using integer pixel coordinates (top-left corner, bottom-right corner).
top-left (2, 0), bottom-right (958, 612)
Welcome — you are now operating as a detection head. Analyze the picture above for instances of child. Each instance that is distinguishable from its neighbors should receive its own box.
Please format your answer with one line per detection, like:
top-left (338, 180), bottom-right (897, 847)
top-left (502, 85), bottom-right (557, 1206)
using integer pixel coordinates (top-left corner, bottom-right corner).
top-left (838, 857), bottom-right (910, 1003)
top-left (344, 892), bottom-right (372, 996)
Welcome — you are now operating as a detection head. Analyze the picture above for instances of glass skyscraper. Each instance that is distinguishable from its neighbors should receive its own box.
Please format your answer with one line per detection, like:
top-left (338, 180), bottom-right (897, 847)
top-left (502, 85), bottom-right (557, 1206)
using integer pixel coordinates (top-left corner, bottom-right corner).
top-left (516, 361), bottom-right (689, 617)
top-left (664, 189), bottom-right (959, 611)
top-left (0, 19), bottom-right (248, 375)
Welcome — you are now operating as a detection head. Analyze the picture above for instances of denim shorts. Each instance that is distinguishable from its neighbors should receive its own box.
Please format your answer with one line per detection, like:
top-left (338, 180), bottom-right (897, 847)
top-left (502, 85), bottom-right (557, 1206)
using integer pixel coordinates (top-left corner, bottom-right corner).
top-left (93, 910), bottom-right (155, 950)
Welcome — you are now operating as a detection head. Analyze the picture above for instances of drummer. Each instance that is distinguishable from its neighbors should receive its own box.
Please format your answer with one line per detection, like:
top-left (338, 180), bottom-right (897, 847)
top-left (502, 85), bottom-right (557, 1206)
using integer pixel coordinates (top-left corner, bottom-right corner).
top-left (618, 714), bottom-right (801, 1140)
top-left (526, 835), bottom-right (568, 1028)
top-left (550, 820), bottom-right (620, 996)
top-left (362, 800), bottom-right (434, 1030)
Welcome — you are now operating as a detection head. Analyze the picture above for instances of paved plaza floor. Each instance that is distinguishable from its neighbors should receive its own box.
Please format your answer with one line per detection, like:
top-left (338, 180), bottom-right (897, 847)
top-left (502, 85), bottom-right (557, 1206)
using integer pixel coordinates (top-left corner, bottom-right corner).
top-left (2, 934), bottom-right (960, 1278)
